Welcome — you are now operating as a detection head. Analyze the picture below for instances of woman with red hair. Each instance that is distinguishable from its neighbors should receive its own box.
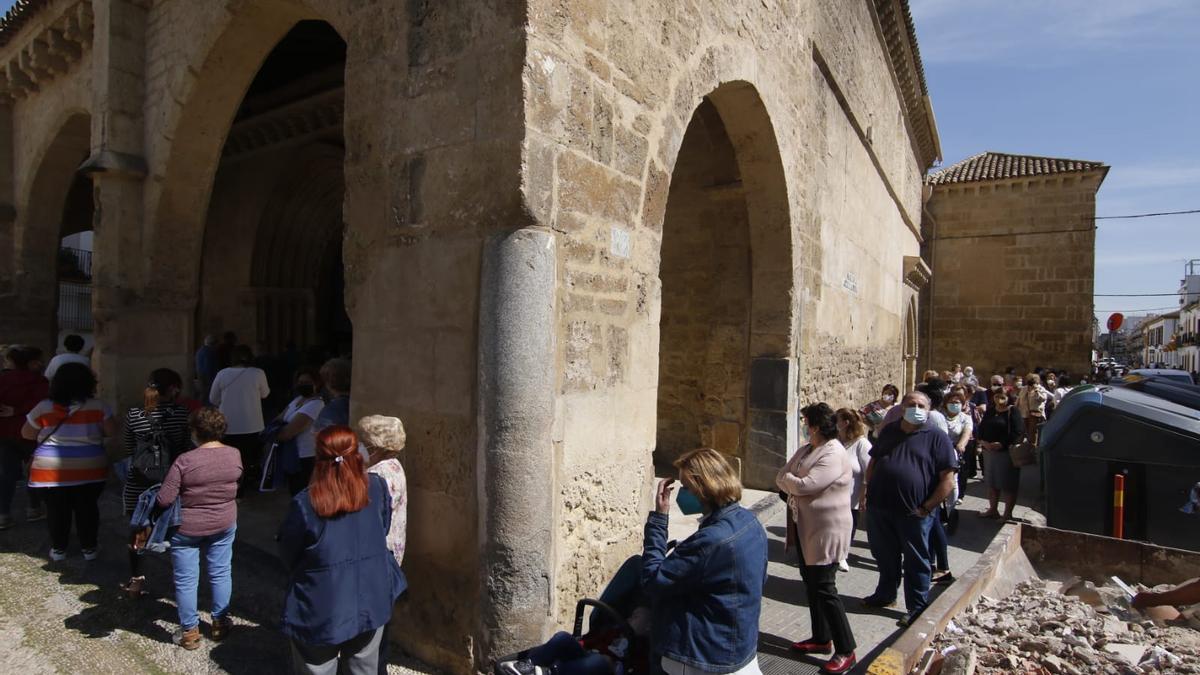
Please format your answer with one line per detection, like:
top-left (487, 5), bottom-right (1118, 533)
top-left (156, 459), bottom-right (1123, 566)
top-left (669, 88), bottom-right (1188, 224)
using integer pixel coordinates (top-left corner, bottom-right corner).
top-left (278, 426), bottom-right (406, 674)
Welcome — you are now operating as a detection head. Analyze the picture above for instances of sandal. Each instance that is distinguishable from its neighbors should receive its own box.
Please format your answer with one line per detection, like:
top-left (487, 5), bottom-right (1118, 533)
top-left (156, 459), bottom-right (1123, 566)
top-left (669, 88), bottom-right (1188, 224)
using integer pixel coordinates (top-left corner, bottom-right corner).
top-left (120, 576), bottom-right (146, 599)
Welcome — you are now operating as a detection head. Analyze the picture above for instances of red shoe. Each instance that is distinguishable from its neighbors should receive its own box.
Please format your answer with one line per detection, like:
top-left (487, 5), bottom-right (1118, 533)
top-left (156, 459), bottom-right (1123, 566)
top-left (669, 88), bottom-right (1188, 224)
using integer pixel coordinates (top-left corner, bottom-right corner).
top-left (822, 653), bottom-right (857, 674)
top-left (790, 639), bottom-right (833, 654)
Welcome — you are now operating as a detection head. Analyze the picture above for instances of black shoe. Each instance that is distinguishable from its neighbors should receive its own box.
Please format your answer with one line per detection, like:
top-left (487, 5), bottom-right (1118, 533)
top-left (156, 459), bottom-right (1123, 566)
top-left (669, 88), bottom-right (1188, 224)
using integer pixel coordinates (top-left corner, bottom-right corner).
top-left (861, 595), bottom-right (897, 609)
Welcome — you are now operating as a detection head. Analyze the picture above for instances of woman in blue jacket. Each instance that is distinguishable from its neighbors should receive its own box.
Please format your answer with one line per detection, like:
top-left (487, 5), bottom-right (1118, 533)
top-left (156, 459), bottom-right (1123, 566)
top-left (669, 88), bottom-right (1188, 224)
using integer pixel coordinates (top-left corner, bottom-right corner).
top-left (643, 448), bottom-right (768, 675)
top-left (278, 425), bottom-right (406, 674)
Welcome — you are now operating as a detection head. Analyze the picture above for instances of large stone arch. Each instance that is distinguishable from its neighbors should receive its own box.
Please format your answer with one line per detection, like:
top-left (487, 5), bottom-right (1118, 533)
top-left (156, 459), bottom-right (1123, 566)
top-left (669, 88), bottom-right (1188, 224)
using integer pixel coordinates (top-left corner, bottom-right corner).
top-left (13, 111), bottom-right (92, 349)
top-left (145, 0), bottom-right (353, 301)
top-left (648, 78), bottom-right (797, 488)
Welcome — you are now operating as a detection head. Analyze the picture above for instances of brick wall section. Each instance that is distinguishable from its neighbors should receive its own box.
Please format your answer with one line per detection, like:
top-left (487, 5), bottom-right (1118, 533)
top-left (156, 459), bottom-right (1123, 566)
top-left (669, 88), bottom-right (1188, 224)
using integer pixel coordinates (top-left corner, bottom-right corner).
top-left (924, 173), bottom-right (1103, 378)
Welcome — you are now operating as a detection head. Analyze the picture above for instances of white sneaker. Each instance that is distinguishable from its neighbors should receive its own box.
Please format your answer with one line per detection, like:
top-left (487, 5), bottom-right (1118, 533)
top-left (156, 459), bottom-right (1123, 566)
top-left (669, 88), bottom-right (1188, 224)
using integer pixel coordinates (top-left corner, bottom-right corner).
top-left (82, 548), bottom-right (98, 561)
top-left (838, 559), bottom-right (851, 573)
top-left (49, 548), bottom-right (67, 562)
top-left (497, 660), bottom-right (547, 675)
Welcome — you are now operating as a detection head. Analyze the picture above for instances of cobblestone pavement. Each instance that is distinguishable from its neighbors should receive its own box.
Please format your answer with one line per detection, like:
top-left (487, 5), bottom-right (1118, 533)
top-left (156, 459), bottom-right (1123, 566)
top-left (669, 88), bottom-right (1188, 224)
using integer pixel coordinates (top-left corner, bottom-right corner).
top-left (0, 484), bottom-right (436, 675)
top-left (755, 468), bottom-right (1046, 674)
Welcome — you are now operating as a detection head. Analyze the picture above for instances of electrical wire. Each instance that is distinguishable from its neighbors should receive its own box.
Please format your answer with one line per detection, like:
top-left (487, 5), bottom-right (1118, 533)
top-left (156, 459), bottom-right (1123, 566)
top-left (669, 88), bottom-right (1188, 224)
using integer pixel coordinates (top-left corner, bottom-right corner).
top-left (1094, 209), bottom-right (1200, 220)
top-left (1094, 293), bottom-right (1187, 297)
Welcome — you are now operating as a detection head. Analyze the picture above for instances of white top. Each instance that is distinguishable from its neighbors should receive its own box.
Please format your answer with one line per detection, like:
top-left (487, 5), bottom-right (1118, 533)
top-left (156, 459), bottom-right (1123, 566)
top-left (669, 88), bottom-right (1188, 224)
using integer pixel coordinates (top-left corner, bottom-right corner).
top-left (1054, 387), bottom-right (1070, 404)
top-left (945, 412), bottom-right (974, 447)
top-left (209, 366), bottom-right (270, 435)
top-left (283, 395), bottom-right (325, 459)
top-left (843, 436), bottom-right (872, 509)
top-left (928, 409), bottom-right (950, 435)
top-left (43, 352), bottom-right (90, 379)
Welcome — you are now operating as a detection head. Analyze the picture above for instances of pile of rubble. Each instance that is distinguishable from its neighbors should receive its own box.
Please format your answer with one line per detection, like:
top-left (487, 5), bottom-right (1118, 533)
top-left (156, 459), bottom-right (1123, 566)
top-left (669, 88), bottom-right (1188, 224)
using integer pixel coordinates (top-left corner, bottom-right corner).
top-left (930, 579), bottom-right (1200, 674)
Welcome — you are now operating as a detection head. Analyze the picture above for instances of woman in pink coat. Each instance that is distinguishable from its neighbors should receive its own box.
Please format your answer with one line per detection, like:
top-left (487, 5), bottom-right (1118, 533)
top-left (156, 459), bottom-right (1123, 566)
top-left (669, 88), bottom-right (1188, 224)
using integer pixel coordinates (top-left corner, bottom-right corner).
top-left (775, 402), bottom-right (858, 674)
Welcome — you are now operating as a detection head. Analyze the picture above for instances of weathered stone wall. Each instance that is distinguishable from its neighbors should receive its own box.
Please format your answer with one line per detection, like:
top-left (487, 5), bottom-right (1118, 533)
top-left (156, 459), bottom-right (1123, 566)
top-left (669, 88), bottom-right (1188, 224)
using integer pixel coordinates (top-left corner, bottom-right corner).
top-left (924, 174), bottom-right (1102, 378)
top-left (656, 100), bottom-right (752, 465)
top-left (523, 0), bottom-right (927, 625)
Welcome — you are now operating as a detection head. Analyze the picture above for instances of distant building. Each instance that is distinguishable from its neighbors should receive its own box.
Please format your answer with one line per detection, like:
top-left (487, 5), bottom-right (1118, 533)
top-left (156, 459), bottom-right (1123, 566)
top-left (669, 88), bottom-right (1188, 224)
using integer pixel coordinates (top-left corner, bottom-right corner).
top-left (1179, 303), bottom-right (1200, 373)
top-left (920, 152), bottom-right (1108, 377)
top-left (1143, 311), bottom-right (1181, 368)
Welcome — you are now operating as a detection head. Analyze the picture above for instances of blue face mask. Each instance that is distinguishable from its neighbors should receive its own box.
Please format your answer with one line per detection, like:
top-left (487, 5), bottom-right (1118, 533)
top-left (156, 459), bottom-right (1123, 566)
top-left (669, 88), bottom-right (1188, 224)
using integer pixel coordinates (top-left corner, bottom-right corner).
top-left (946, 403), bottom-right (962, 415)
top-left (903, 406), bottom-right (928, 425)
top-left (677, 487), bottom-right (705, 515)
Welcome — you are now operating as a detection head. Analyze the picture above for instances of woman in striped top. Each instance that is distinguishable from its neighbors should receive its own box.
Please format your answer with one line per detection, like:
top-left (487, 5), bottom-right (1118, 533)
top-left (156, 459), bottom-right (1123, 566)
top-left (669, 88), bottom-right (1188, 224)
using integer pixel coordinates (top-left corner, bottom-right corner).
top-left (120, 368), bottom-right (191, 598)
top-left (21, 362), bottom-right (114, 562)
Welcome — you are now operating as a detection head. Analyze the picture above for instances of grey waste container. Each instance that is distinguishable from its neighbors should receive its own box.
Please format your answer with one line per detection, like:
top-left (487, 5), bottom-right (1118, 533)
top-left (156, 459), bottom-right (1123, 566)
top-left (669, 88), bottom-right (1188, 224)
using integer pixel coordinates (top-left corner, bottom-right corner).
top-left (1040, 385), bottom-right (1200, 551)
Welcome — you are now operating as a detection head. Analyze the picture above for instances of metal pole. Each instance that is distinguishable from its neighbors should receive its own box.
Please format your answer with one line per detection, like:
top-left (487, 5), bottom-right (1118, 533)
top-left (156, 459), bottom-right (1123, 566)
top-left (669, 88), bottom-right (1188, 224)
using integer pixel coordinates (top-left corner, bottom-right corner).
top-left (1112, 473), bottom-right (1126, 539)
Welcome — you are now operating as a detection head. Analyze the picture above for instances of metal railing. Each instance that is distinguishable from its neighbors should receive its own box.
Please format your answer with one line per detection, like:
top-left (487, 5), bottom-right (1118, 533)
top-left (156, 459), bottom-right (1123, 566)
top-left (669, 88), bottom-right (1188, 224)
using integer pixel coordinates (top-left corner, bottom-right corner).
top-left (57, 281), bottom-right (92, 331)
top-left (58, 247), bottom-right (92, 281)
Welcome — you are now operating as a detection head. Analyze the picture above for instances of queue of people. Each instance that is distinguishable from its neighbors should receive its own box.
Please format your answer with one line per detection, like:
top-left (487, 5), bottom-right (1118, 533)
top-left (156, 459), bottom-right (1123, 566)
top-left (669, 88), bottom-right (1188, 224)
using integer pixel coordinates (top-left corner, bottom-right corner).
top-left (0, 333), bottom-right (1074, 674)
top-left (0, 334), bottom-right (409, 674)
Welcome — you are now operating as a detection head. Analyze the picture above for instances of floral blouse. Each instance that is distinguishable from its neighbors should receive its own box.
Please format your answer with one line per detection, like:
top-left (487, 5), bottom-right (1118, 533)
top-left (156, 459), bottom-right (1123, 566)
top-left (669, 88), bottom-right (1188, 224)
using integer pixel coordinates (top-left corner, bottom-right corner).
top-left (368, 458), bottom-right (407, 566)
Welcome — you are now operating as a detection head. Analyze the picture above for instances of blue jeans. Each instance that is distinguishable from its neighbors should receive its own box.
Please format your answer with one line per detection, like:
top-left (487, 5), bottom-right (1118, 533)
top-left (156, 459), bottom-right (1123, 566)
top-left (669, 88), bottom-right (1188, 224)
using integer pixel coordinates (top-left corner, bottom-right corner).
top-left (527, 632), bottom-right (612, 675)
top-left (928, 508), bottom-right (950, 572)
top-left (866, 509), bottom-right (934, 618)
top-left (169, 525), bottom-right (236, 630)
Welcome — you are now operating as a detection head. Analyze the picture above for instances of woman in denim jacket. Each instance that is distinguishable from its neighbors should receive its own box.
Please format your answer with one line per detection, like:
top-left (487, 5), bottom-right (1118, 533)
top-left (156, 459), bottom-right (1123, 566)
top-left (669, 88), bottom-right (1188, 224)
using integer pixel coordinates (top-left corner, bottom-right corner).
top-left (642, 448), bottom-right (768, 675)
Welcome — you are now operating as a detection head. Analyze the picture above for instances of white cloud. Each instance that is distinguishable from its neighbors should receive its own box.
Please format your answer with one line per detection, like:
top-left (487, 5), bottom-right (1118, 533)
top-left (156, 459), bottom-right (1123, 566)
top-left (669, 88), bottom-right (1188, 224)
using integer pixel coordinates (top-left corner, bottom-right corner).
top-left (1104, 162), bottom-right (1200, 191)
top-left (910, 0), bottom-right (1200, 65)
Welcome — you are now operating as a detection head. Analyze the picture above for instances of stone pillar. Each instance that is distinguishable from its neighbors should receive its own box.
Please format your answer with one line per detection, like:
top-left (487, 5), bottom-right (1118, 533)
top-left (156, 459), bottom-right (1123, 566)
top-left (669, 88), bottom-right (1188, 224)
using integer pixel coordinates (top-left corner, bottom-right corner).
top-left (0, 103), bottom-right (45, 348)
top-left (84, 0), bottom-right (161, 408)
top-left (477, 227), bottom-right (556, 661)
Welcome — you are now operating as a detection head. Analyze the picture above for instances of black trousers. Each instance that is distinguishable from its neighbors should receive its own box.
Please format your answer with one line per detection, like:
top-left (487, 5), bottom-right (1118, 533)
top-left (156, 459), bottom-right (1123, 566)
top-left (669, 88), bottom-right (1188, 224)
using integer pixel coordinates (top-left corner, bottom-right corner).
top-left (287, 458), bottom-right (315, 497)
top-left (225, 433), bottom-right (262, 494)
top-left (43, 482), bottom-right (105, 551)
top-left (798, 547), bottom-right (857, 654)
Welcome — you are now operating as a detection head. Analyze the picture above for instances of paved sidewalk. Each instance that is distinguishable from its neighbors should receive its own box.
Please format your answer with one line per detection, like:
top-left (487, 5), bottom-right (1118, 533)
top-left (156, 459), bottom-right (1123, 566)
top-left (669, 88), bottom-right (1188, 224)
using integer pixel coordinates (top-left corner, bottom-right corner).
top-left (754, 469), bottom-right (1045, 674)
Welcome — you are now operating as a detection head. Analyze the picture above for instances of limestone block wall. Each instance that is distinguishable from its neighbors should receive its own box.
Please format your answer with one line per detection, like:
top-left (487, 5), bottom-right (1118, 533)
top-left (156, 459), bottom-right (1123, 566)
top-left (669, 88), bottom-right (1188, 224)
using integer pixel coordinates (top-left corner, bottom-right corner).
top-left (924, 174), bottom-right (1102, 378)
top-left (523, 0), bottom-right (928, 625)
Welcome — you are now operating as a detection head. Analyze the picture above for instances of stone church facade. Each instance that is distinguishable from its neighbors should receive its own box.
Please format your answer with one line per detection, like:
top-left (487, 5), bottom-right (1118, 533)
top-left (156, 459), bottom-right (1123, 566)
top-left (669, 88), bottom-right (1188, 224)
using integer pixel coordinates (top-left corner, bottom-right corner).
top-left (0, 0), bottom-right (938, 671)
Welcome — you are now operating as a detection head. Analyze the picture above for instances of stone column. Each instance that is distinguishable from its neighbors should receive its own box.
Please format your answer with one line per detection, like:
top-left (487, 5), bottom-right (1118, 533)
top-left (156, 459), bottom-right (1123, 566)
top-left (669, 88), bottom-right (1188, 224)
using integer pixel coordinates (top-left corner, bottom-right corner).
top-left (0, 103), bottom-right (46, 348)
top-left (83, 0), bottom-right (164, 408)
top-left (477, 227), bottom-right (557, 661)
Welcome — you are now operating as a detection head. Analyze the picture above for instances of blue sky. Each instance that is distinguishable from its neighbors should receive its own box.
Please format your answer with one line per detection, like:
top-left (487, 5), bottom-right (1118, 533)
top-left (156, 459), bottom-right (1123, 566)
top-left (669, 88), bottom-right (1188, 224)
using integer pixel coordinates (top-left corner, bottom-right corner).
top-left (910, 0), bottom-right (1200, 331)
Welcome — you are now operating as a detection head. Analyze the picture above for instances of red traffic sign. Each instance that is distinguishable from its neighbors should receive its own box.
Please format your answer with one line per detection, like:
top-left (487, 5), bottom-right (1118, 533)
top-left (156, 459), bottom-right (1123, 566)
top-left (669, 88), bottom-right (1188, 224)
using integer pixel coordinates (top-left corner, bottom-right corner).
top-left (1107, 313), bottom-right (1124, 332)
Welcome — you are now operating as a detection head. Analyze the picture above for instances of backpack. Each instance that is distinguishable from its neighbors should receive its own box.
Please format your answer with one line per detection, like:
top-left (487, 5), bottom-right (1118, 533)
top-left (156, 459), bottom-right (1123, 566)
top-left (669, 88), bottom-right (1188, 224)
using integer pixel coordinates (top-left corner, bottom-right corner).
top-left (132, 412), bottom-right (171, 483)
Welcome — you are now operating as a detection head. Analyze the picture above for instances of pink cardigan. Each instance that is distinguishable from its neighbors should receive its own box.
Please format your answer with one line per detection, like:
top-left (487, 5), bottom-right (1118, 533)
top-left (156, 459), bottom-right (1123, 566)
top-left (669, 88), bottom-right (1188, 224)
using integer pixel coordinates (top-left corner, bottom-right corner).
top-left (775, 439), bottom-right (853, 566)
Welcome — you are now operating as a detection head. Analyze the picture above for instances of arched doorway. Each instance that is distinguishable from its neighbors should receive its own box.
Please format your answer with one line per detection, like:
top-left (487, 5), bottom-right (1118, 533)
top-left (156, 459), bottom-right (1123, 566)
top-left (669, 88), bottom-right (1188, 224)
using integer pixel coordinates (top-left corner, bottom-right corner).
top-left (903, 298), bottom-right (918, 391)
top-left (654, 83), bottom-right (794, 490)
top-left (20, 113), bottom-right (94, 353)
top-left (196, 20), bottom-right (347, 374)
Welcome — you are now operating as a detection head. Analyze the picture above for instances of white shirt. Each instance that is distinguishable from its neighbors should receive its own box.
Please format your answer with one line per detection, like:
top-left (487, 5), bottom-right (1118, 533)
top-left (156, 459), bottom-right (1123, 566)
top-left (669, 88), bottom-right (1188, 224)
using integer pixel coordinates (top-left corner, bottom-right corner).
top-left (844, 436), bottom-right (873, 509)
top-left (945, 411), bottom-right (973, 447)
top-left (44, 352), bottom-right (90, 379)
top-left (283, 396), bottom-right (325, 459)
top-left (209, 366), bottom-right (270, 435)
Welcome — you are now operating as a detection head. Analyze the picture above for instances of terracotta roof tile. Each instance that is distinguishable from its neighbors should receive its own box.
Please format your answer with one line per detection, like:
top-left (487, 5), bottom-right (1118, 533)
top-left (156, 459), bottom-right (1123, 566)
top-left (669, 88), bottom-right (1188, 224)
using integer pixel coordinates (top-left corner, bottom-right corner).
top-left (927, 151), bottom-right (1107, 186)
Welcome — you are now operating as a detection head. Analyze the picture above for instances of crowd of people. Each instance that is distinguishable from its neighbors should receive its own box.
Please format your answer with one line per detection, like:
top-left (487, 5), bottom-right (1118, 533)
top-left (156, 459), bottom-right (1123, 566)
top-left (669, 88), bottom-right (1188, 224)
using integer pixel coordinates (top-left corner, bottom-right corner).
top-left (0, 333), bottom-right (407, 673)
top-left (505, 362), bottom-right (1080, 675)
top-left (2, 333), bottom-right (1086, 675)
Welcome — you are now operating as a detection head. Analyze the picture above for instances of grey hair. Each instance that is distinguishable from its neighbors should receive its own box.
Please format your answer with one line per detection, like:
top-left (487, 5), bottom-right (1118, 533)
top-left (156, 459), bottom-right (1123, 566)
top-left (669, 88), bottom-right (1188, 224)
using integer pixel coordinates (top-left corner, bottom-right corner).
top-left (357, 415), bottom-right (406, 453)
top-left (904, 390), bottom-right (931, 407)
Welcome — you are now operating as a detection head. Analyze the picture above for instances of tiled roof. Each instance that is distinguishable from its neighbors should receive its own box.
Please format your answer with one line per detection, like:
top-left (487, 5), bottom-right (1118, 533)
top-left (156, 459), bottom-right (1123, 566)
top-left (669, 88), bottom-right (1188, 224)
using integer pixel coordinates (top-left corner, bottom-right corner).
top-left (927, 151), bottom-right (1107, 186)
top-left (0, 0), bottom-right (52, 49)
